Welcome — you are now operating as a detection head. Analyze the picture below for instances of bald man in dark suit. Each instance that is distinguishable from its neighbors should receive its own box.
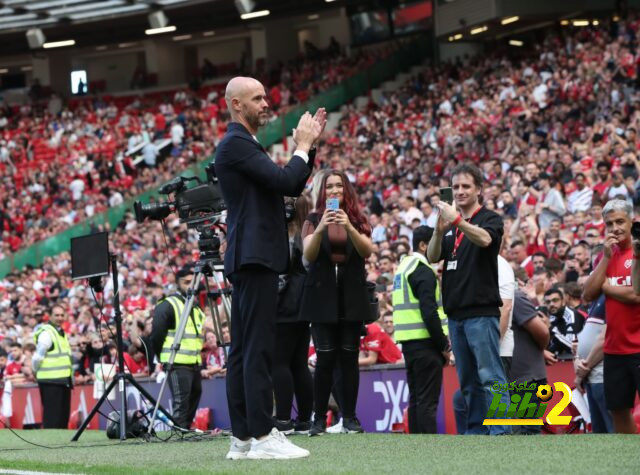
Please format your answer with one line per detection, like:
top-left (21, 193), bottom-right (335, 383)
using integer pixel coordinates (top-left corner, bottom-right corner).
top-left (215, 76), bottom-right (325, 459)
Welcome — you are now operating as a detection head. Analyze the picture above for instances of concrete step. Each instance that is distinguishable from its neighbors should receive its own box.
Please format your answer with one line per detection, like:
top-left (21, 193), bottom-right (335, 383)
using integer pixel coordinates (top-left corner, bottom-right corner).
top-left (354, 95), bottom-right (370, 110)
top-left (326, 111), bottom-right (342, 131)
top-left (395, 72), bottom-right (411, 84)
top-left (371, 88), bottom-right (384, 105)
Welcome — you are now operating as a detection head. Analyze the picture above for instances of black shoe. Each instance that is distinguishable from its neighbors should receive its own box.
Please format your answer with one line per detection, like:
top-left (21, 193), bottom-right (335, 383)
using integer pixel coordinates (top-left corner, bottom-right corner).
top-left (294, 420), bottom-right (311, 435)
top-left (342, 417), bottom-right (364, 434)
top-left (274, 418), bottom-right (294, 435)
top-left (309, 418), bottom-right (326, 437)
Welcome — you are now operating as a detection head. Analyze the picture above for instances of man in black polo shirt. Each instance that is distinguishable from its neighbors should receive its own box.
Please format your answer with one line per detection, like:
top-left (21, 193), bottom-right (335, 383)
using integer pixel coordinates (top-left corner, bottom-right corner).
top-left (427, 163), bottom-right (510, 435)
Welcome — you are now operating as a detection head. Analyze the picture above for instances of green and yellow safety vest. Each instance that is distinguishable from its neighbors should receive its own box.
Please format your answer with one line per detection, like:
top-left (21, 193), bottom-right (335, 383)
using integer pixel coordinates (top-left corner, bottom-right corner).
top-left (392, 254), bottom-right (449, 342)
top-left (160, 295), bottom-right (205, 365)
top-left (34, 323), bottom-right (72, 380)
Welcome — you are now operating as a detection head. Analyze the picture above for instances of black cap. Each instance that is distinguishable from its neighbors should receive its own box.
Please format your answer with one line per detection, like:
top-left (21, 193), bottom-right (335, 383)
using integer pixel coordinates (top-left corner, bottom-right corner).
top-left (538, 172), bottom-right (551, 180)
top-left (176, 263), bottom-right (195, 279)
top-left (412, 226), bottom-right (434, 252)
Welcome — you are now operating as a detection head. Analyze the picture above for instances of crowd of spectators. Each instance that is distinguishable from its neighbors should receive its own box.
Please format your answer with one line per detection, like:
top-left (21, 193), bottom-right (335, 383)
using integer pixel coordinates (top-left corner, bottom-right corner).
top-left (1, 15), bottom-right (640, 425)
top-left (0, 38), bottom-right (391, 258)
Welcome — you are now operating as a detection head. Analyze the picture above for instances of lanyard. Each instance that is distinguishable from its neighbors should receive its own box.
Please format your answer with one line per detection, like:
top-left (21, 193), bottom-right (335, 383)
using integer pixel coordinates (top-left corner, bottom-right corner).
top-left (452, 206), bottom-right (483, 258)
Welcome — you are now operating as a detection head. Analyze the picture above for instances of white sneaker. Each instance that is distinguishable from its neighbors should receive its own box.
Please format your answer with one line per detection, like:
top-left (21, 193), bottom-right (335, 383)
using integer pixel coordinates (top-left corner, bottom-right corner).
top-left (246, 428), bottom-right (310, 459)
top-left (326, 418), bottom-right (343, 434)
top-left (226, 436), bottom-right (252, 460)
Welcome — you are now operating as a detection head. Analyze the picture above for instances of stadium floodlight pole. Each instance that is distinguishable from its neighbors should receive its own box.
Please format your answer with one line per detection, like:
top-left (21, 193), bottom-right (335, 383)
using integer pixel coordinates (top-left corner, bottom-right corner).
top-left (72, 252), bottom-right (178, 442)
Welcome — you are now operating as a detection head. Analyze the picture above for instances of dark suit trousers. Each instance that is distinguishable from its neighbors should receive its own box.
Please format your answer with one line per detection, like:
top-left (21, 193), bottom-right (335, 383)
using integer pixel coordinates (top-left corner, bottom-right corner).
top-left (38, 381), bottom-right (71, 429)
top-left (226, 265), bottom-right (278, 439)
top-left (402, 344), bottom-right (443, 434)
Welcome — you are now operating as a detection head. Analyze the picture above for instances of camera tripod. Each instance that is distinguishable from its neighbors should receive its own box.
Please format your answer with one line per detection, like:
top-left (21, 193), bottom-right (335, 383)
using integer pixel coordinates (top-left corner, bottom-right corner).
top-left (147, 251), bottom-right (232, 434)
top-left (72, 253), bottom-right (178, 441)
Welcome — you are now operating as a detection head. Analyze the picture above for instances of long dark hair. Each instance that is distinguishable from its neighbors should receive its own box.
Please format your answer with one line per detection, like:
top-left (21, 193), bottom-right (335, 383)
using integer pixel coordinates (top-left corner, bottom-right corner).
top-left (315, 169), bottom-right (371, 236)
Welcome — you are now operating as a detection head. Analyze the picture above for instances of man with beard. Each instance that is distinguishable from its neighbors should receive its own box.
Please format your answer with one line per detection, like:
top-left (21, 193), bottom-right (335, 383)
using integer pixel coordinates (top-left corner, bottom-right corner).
top-left (543, 288), bottom-right (584, 364)
top-left (215, 77), bottom-right (324, 459)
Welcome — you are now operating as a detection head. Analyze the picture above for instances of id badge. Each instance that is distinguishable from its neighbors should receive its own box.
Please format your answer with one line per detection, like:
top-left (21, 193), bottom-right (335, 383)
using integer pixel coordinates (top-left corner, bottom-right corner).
top-left (447, 260), bottom-right (458, 271)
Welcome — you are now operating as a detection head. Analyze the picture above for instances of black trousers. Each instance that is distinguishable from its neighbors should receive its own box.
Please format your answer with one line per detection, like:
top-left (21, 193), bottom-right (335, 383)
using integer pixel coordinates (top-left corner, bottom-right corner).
top-left (226, 266), bottom-right (279, 439)
top-left (38, 381), bottom-right (71, 429)
top-left (311, 321), bottom-right (361, 419)
top-left (273, 321), bottom-right (313, 422)
top-left (167, 365), bottom-right (202, 429)
top-left (402, 343), bottom-right (443, 434)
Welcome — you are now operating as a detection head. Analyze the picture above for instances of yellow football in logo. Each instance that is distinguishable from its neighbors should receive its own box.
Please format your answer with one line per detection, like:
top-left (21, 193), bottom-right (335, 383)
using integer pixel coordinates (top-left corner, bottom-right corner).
top-left (536, 384), bottom-right (553, 401)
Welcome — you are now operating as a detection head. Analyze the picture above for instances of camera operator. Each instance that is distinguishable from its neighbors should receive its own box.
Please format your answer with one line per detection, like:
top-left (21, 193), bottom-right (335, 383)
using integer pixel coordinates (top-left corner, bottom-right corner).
top-left (215, 76), bottom-right (323, 460)
top-left (272, 196), bottom-right (314, 435)
top-left (150, 264), bottom-right (205, 430)
top-left (300, 170), bottom-right (373, 436)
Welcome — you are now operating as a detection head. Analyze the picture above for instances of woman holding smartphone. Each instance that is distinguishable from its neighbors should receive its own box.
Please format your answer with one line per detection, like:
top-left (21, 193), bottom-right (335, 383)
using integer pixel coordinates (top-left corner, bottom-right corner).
top-left (299, 170), bottom-right (374, 436)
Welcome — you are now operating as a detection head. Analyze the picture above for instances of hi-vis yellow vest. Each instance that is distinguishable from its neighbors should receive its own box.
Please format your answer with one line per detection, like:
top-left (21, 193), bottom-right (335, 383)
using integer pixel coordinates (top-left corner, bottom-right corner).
top-left (160, 295), bottom-right (205, 365)
top-left (34, 323), bottom-right (72, 380)
top-left (392, 254), bottom-right (449, 342)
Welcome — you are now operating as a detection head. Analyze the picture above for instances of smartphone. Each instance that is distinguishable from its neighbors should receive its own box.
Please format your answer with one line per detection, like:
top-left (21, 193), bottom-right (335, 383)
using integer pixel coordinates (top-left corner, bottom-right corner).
top-left (326, 198), bottom-right (339, 211)
top-left (439, 187), bottom-right (453, 205)
top-left (536, 306), bottom-right (548, 316)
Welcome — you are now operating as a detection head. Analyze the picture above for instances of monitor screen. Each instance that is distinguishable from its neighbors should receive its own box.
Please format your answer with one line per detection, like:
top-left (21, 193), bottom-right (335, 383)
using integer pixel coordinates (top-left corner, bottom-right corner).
top-left (71, 232), bottom-right (109, 280)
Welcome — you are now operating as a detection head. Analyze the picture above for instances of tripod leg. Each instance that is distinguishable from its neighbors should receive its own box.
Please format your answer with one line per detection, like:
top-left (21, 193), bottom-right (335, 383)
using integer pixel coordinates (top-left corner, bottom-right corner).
top-left (203, 277), bottom-right (226, 360)
top-left (208, 272), bottom-right (233, 360)
top-left (71, 376), bottom-right (119, 442)
top-left (123, 374), bottom-right (180, 427)
top-left (148, 271), bottom-right (202, 433)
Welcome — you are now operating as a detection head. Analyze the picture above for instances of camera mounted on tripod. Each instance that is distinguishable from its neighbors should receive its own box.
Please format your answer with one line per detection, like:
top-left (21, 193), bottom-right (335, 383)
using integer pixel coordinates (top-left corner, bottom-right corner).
top-left (133, 163), bottom-right (226, 224)
top-left (133, 164), bottom-right (227, 266)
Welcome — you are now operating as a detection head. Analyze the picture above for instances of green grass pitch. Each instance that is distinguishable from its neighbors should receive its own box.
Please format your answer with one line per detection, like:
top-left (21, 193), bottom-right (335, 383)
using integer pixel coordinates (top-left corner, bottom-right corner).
top-left (0, 430), bottom-right (638, 474)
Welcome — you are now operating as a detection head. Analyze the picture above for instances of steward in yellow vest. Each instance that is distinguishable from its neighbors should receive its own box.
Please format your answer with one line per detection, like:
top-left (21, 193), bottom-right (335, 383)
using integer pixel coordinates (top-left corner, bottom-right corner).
top-left (391, 226), bottom-right (451, 434)
top-left (150, 264), bottom-right (205, 429)
top-left (32, 305), bottom-right (73, 428)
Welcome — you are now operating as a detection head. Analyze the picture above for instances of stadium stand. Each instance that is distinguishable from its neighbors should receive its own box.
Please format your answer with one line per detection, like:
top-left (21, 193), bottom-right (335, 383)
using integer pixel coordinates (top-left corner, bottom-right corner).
top-left (1, 2), bottom-right (640, 436)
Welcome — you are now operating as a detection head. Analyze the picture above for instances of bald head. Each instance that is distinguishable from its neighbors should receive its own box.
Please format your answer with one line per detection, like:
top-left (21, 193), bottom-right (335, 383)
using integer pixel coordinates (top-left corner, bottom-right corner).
top-left (224, 76), bottom-right (269, 133)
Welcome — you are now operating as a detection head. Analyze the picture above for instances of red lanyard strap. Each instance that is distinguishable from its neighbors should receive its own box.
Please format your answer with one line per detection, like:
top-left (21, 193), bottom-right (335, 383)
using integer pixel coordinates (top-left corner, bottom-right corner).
top-left (452, 206), bottom-right (483, 257)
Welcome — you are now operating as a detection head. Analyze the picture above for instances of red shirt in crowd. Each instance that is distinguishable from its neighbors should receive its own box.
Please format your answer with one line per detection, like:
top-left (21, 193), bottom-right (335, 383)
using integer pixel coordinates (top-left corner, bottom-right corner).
top-left (5, 361), bottom-right (22, 376)
top-left (361, 323), bottom-right (402, 364)
top-left (604, 246), bottom-right (640, 354)
top-left (122, 353), bottom-right (148, 375)
top-left (123, 295), bottom-right (148, 313)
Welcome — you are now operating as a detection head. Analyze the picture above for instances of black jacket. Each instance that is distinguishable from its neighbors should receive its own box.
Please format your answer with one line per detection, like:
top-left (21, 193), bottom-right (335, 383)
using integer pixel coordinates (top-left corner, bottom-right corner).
top-left (214, 122), bottom-right (314, 276)
top-left (277, 233), bottom-right (307, 323)
top-left (298, 213), bottom-right (369, 323)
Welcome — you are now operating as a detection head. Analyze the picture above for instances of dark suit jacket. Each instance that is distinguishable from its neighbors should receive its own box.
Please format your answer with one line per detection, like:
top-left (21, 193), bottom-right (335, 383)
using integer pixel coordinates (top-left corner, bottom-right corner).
top-left (214, 122), bottom-right (313, 276)
top-left (299, 213), bottom-right (370, 323)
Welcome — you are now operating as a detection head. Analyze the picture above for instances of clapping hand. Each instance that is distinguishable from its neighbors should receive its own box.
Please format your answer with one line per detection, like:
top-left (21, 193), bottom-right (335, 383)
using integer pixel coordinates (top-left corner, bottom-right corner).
top-left (292, 110), bottom-right (324, 150)
top-left (312, 107), bottom-right (327, 140)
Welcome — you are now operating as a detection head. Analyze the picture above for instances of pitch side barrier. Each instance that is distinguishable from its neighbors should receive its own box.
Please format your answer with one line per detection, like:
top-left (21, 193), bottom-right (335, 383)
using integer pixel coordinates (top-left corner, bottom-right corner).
top-left (4, 361), bottom-right (575, 434)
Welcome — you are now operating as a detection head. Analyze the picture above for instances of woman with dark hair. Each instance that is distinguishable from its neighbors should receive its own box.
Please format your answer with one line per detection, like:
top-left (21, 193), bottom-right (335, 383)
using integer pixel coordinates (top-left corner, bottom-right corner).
top-left (299, 170), bottom-right (373, 436)
top-left (272, 194), bottom-right (314, 435)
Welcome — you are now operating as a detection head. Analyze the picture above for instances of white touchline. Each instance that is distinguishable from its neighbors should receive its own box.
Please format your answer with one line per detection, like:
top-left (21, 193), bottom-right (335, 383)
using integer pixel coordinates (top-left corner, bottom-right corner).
top-left (0, 469), bottom-right (85, 475)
